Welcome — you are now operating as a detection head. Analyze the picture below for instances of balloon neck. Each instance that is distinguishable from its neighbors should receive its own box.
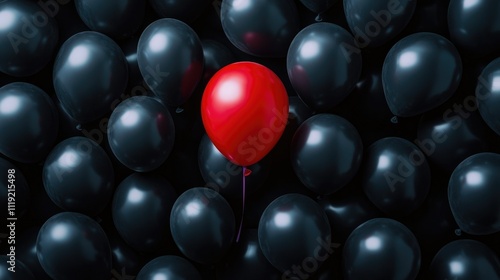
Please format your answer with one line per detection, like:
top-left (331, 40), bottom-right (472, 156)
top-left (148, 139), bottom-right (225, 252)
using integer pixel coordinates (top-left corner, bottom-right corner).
top-left (76, 124), bottom-right (83, 131)
top-left (175, 107), bottom-right (184, 113)
top-left (244, 168), bottom-right (252, 177)
top-left (454, 229), bottom-right (462, 236)
top-left (390, 116), bottom-right (399, 124)
top-left (315, 14), bottom-right (323, 22)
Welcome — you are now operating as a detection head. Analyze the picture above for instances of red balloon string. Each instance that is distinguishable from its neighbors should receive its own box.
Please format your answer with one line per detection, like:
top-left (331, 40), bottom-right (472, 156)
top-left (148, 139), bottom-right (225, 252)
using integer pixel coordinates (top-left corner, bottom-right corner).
top-left (236, 166), bottom-right (249, 242)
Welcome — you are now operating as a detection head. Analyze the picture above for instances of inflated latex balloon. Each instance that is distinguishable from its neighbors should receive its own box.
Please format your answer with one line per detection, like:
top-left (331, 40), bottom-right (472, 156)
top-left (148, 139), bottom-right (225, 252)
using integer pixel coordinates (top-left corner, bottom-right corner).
top-left (0, 256), bottom-right (35, 280)
top-left (344, 0), bottom-right (416, 48)
top-left (258, 194), bottom-right (331, 274)
top-left (74, 0), bottom-right (145, 38)
top-left (477, 57), bottom-right (500, 136)
top-left (418, 109), bottom-right (489, 172)
top-left (149, 0), bottom-right (213, 23)
top-left (112, 173), bottom-right (177, 252)
top-left (343, 218), bottom-right (421, 280)
top-left (108, 96), bottom-right (175, 172)
top-left (201, 62), bottom-right (289, 167)
top-left (362, 137), bottom-right (431, 217)
top-left (291, 114), bottom-right (363, 195)
top-left (299, 0), bottom-right (336, 14)
top-left (429, 239), bottom-right (500, 279)
top-left (137, 18), bottom-right (204, 106)
top-left (0, 157), bottom-right (30, 221)
top-left (43, 136), bottom-right (115, 216)
top-left (382, 32), bottom-right (462, 117)
top-left (136, 255), bottom-right (202, 280)
top-left (448, 153), bottom-right (500, 235)
top-left (221, 0), bottom-right (300, 57)
top-left (0, 0), bottom-right (58, 77)
top-left (198, 134), bottom-right (270, 198)
top-left (448, 0), bottom-right (500, 57)
top-left (0, 82), bottom-right (59, 163)
top-left (36, 212), bottom-right (112, 280)
top-left (170, 187), bottom-right (235, 264)
top-left (53, 31), bottom-right (128, 123)
top-left (217, 229), bottom-right (281, 280)
top-left (287, 23), bottom-right (362, 111)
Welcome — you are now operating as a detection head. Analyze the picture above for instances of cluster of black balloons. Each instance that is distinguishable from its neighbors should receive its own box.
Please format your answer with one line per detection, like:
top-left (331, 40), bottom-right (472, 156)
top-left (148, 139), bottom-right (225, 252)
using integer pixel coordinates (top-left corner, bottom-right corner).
top-left (1, 0), bottom-right (500, 279)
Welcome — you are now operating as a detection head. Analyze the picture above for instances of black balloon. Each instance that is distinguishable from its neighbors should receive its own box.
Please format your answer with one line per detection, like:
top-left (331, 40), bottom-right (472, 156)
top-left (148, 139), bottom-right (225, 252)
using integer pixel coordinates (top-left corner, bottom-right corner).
top-left (477, 57), bottom-right (500, 136)
top-left (16, 227), bottom-right (51, 280)
top-left (201, 40), bottom-right (235, 82)
top-left (287, 23), bottom-right (362, 111)
top-left (217, 229), bottom-right (281, 280)
top-left (382, 32), bottom-right (462, 117)
top-left (343, 218), bottom-right (421, 280)
top-left (53, 31), bottom-right (128, 123)
top-left (429, 239), bottom-right (500, 279)
top-left (0, 256), bottom-right (35, 280)
top-left (0, 157), bottom-right (30, 220)
top-left (36, 212), bottom-right (112, 280)
top-left (362, 137), bottom-right (431, 216)
top-left (418, 108), bottom-right (489, 172)
top-left (149, 0), bottom-right (213, 23)
top-left (170, 187), bottom-right (235, 264)
top-left (74, 0), bottom-right (145, 38)
top-left (137, 18), bottom-right (204, 106)
top-left (448, 152), bottom-right (500, 235)
top-left (136, 255), bottom-right (202, 280)
top-left (344, 0), bottom-right (416, 48)
top-left (299, 0), bottom-right (336, 14)
top-left (318, 193), bottom-right (382, 243)
top-left (43, 136), bottom-right (114, 217)
top-left (448, 0), bottom-right (500, 57)
top-left (108, 96), bottom-right (175, 172)
top-left (112, 173), bottom-right (177, 252)
top-left (291, 114), bottom-right (363, 195)
top-left (198, 134), bottom-right (270, 198)
top-left (0, 82), bottom-right (59, 163)
top-left (0, 0), bottom-right (58, 77)
top-left (258, 193), bottom-right (331, 275)
top-left (221, 0), bottom-right (300, 57)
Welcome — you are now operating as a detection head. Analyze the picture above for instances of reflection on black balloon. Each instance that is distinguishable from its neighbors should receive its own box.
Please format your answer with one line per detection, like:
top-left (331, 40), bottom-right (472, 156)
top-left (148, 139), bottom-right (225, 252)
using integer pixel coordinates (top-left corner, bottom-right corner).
top-left (0, 256), bottom-right (35, 280)
top-left (343, 218), bottom-right (421, 280)
top-left (36, 212), bottom-right (112, 280)
top-left (136, 255), bottom-right (203, 280)
top-left (477, 57), bottom-right (500, 136)
top-left (0, 82), bottom-right (59, 163)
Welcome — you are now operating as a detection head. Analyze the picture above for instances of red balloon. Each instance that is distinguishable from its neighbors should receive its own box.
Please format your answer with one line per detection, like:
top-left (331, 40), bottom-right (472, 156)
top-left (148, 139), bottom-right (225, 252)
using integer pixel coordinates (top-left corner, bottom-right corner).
top-left (202, 62), bottom-right (289, 167)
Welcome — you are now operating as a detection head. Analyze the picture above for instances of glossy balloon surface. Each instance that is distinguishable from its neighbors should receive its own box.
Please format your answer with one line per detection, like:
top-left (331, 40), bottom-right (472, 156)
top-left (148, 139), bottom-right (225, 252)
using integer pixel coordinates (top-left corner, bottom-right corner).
top-left (0, 82), bottom-right (58, 163)
top-left (382, 32), bottom-right (462, 117)
top-left (137, 255), bottom-right (202, 280)
top-left (343, 218), bottom-right (421, 280)
top-left (170, 187), bottom-right (235, 264)
top-left (43, 136), bottom-right (114, 216)
top-left (202, 62), bottom-right (289, 167)
top-left (74, 0), bottom-right (145, 38)
top-left (448, 0), bottom-right (500, 57)
top-left (362, 137), bottom-right (431, 216)
top-left (448, 152), bottom-right (500, 235)
top-left (221, 0), bottom-right (300, 57)
top-left (112, 173), bottom-right (177, 252)
top-left (137, 18), bottom-right (204, 106)
top-left (108, 96), bottom-right (175, 172)
top-left (258, 194), bottom-right (331, 273)
top-left (53, 31), bottom-right (128, 123)
top-left (36, 212), bottom-right (112, 280)
top-left (0, 0), bottom-right (58, 77)
top-left (291, 114), bottom-right (363, 195)
top-left (287, 23), bottom-right (362, 111)
top-left (477, 57), bottom-right (500, 136)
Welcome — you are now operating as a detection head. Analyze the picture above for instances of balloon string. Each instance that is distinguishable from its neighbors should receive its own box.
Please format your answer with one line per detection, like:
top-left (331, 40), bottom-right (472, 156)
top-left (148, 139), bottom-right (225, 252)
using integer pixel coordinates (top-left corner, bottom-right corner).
top-left (236, 166), bottom-right (247, 242)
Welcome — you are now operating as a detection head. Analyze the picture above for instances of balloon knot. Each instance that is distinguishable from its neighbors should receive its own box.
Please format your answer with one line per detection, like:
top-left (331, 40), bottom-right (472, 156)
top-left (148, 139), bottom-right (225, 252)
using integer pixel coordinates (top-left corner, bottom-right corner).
top-left (76, 124), bottom-right (82, 131)
top-left (454, 229), bottom-right (462, 236)
top-left (315, 14), bottom-right (323, 22)
top-left (390, 116), bottom-right (399, 124)
top-left (175, 107), bottom-right (184, 113)
top-left (244, 168), bottom-right (252, 177)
